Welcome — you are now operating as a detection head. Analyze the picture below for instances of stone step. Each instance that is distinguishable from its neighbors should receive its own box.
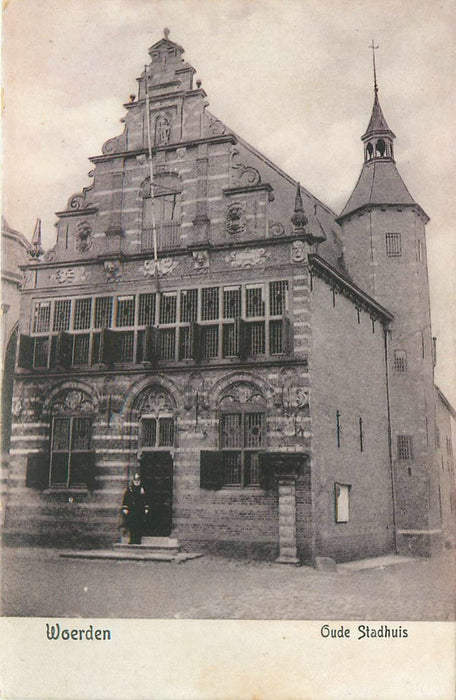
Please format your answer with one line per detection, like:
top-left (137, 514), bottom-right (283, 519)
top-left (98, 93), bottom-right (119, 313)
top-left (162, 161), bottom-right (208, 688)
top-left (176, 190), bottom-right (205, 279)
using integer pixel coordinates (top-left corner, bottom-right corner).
top-left (59, 550), bottom-right (203, 563)
top-left (115, 536), bottom-right (179, 555)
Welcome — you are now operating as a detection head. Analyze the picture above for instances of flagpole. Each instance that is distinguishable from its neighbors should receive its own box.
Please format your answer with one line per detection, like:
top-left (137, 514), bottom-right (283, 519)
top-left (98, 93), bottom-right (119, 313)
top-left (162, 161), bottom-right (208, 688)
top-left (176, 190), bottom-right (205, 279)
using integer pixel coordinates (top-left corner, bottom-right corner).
top-left (144, 65), bottom-right (159, 278)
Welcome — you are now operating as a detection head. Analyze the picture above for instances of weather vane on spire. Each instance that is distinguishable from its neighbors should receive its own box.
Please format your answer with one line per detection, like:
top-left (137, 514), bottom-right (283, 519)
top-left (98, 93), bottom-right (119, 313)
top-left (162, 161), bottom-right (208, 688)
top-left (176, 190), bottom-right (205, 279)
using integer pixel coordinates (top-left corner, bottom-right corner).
top-left (369, 39), bottom-right (379, 94)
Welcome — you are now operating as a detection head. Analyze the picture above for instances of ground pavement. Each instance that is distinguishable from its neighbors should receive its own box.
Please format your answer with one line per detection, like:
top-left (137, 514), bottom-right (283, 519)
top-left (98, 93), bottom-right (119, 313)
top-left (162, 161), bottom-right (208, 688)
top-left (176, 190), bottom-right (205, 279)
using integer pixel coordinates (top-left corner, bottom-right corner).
top-left (1, 546), bottom-right (455, 620)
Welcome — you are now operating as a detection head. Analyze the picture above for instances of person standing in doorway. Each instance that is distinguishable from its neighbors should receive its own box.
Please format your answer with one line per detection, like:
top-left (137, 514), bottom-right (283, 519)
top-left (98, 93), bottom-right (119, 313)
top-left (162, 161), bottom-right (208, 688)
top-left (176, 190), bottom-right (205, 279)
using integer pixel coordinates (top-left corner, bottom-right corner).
top-left (121, 472), bottom-right (149, 544)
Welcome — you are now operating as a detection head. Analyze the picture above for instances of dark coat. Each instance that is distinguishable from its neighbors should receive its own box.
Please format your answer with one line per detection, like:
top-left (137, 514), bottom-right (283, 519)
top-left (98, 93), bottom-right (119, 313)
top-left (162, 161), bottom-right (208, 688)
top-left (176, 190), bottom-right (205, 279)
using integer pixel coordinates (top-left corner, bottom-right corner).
top-left (121, 484), bottom-right (149, 537)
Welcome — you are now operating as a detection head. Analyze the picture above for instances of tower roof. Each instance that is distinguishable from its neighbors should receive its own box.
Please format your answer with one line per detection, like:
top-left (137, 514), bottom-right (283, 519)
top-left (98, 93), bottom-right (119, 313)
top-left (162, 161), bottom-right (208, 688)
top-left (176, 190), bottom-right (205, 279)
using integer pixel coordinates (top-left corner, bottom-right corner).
top-left (338, 159), bottom-right (416, 220)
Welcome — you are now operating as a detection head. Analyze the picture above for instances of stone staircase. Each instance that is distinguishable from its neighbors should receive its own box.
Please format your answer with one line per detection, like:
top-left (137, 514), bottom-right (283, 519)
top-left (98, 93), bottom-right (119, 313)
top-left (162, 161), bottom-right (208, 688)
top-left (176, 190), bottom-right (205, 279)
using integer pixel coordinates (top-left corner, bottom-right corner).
top-left (60, 536), bottom-right (202, 563)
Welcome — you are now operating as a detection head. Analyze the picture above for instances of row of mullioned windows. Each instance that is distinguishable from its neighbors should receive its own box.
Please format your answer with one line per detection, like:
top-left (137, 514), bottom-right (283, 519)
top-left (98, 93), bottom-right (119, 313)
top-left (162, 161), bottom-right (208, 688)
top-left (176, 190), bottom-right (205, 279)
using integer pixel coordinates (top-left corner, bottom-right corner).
top-left (20, 281), bottom-right (290, 369)
top-left (29, 411), bottom-right (265, 489)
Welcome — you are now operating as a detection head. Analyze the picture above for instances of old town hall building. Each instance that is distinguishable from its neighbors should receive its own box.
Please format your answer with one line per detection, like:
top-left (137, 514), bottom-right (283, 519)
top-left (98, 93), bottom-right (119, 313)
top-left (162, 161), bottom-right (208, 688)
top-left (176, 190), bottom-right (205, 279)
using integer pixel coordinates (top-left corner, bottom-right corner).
top-left (4, 33), bottom-right (454, 563)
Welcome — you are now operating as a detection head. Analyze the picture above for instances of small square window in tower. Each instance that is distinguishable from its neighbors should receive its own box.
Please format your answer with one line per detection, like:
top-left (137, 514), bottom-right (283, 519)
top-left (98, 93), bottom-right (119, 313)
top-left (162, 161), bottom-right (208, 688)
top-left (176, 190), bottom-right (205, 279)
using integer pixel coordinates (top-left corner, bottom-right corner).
top-left (397, 435), bottom-right (413, 460)
top-left (394, 349), bottom-right (407, 373)
top-left (385, 233), bottom-right (402, 257)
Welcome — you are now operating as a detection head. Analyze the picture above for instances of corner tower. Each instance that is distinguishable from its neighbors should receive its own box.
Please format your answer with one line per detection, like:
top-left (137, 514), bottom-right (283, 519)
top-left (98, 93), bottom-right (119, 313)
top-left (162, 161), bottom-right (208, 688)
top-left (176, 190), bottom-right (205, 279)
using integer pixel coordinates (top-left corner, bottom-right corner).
top-left (336, 50), bottom-right (441, 556)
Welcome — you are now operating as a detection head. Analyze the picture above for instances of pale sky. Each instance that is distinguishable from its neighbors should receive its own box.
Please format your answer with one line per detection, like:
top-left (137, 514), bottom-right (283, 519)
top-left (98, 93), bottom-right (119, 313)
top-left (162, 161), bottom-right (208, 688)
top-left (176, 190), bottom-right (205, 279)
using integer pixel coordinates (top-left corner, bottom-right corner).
top-left (2, 0), bottom-right (455, 403)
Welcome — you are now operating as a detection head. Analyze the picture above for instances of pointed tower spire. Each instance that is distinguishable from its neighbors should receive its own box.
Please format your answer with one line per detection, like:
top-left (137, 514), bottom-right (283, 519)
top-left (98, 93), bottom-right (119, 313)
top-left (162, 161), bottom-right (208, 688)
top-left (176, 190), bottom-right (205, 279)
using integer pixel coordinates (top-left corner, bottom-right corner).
top-left (362, 41), bottom-right (395, 162)
top-left (28, 218), bottom-right (43, 259)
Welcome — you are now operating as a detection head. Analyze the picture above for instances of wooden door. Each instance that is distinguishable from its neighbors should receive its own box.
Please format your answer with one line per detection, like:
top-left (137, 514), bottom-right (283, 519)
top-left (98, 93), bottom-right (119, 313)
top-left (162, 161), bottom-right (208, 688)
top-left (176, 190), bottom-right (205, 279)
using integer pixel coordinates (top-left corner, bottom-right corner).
top-left (140, 452), bottom-right (173, 536)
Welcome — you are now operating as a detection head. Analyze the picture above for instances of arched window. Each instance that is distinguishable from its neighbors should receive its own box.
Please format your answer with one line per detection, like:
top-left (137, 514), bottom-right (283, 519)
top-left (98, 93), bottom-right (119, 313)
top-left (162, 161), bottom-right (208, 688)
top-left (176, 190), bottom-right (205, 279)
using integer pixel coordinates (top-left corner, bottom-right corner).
top-left (218, 382), bottom-right (266, 487)
top-left (366, 142), bottom-right (374, 160)
top-left (141, 174), bottom-right (182, 251)
top-left (135, 385), bottom-right (176, 452)
top-left (376, 138), bottom-right (386, 157)
top-left (49, 390), bottom-right (95, 488)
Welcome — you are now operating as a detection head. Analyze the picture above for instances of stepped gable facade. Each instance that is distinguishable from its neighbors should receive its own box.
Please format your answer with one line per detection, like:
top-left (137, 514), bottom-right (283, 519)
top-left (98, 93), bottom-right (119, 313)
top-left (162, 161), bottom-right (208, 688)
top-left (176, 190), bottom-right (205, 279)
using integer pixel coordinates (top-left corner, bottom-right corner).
top-left (5, 32), bottom-right (453, 562)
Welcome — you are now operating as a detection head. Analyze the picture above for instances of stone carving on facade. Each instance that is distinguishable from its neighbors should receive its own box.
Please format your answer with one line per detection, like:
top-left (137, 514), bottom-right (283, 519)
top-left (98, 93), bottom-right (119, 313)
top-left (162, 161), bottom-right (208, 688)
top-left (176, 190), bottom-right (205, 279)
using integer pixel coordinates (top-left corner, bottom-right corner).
top-left (144, 258), bottom-right (178, 277)
top-left (52, 389), bottom-right (94, 414)
top-left (54, 267), bottom-right (87, 285)
top-left (12, 395), bottom-right (24, 418)
top-left (20, 269), bottom-right (33, 290)
top-left (43, 246), bottom-right (57, 262)
top-left (155, 114), bottom-right (171, 145)
top-left (176, 148), bottom-right (186, 159)
top-left (225, 248), bottom-right (271, 269)
top-left (269, 221), bottom-right (285, 237)
top-left (184, 371), bottom-right (209, 415)
top-left (192, 250), bottom-right (209, 272)
top-left (139, 178), bottom-right (151, 198)
top-left (206, 115), bottom-right (226, 136)
top-left (137, 386), bottom-right (175, 417)
top-left (230, 146), bottom-right (262, 186)
top-left (226, 201), bottom-right (247, 236)
top-left (75, 221), bottom-right (93, 252)
top-left (292, 240), bottom-right (307, 263)
top-left (104, 260), bottom-right (122, 283)
top-left (219, 382), bottom-right (265, 407)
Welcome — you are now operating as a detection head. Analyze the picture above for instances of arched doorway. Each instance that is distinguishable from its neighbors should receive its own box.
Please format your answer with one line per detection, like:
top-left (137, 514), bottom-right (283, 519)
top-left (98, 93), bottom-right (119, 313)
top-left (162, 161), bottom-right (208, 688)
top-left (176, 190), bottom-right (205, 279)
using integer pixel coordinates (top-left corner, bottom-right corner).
top-left (134, 385), bottom-right (176, 536)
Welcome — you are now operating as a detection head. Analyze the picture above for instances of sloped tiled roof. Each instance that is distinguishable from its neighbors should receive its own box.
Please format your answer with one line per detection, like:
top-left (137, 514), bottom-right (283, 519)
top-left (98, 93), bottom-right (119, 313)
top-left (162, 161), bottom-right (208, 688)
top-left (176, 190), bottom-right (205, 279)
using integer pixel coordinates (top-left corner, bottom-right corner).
top-left (338, 159), bottom-right (416, 220)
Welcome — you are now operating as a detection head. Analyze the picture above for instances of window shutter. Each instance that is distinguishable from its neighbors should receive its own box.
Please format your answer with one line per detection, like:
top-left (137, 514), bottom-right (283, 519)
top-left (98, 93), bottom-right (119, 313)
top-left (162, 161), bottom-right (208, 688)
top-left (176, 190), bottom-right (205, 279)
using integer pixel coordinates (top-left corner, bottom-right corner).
top-left (86, 451), bottom-right (96, 491)
top-left (282, 314), bottom-right (293, 355)
top-left (100, 328), bottom-right (118, 365)
top-left (200, 451), bottom-right (223, 490)
top-left (26, 453), bottom-right (49, 489)
top-left (57, 331), bottom-right (74, 368)
top-left (235, 318), bottom-right (249, 360)
top-left (258, 452), bottom-right (273, 490)
top-left (143, 326), bottom-right (159, 363)
top-left (18, 335), bottom-right (34, 369)
top-left (191, 322), bottom-right (202, 362)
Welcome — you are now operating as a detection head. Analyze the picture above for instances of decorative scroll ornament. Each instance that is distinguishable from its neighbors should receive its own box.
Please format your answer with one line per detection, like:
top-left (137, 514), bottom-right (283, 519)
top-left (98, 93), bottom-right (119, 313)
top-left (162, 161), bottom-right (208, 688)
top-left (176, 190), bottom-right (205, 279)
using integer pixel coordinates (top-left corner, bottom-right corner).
top-left (226, 201), bottom-right (246, 236)
top-left (269, 221), bottom-right (285, 237)
top-left (192, 250), bottom-right (209, 272)
top-left (137, 387), bottom-right (175, 416)
top-left (75, 221), bottom-right (93, 252)
top-left (292, 240), bottom-right (307, 263)
top-left (68, 193), bottom-right (89, 211)
top-left (143, 258), bottom-right (179, 277)
top-left (53, 390), bottom-right (94, 414)
top-left (230, 146), bottom-right (261, 186)
top-left (102, 133), bottom-right (125, 155)
top-left (176, 148), bottom-right (186, 159)
top-left (225, 248), bottom-right (271, 269)
top-left (54, 267), bottom-right (87, 285)
top-left (219, 382), bottom-right (265, 407)
top-left (104, 260), bottom-right (122, 283)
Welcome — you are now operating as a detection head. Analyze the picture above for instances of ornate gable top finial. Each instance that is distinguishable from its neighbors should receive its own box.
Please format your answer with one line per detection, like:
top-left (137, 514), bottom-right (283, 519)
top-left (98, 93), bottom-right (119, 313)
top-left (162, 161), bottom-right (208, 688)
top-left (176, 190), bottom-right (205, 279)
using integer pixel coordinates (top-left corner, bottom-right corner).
top-left (164, 27), bottom-right (170, 39)
top-left (28, 217), bottom-right (43, 259)
top-left (291, 182), bottom-right (308, 231)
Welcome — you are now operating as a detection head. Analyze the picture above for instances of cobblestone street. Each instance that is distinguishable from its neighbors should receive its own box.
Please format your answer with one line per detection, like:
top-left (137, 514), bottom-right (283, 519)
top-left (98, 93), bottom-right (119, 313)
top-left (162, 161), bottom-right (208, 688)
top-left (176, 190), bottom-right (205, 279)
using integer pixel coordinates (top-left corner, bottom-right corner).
top-left (2, 546), bottom-right (455, 620)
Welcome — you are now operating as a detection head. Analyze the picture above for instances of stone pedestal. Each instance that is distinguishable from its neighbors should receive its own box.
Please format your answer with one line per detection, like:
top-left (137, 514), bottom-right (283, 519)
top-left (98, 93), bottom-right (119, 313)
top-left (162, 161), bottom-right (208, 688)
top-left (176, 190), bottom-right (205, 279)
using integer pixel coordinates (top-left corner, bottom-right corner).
top-left (275, 476), bottom-right (300, 565)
